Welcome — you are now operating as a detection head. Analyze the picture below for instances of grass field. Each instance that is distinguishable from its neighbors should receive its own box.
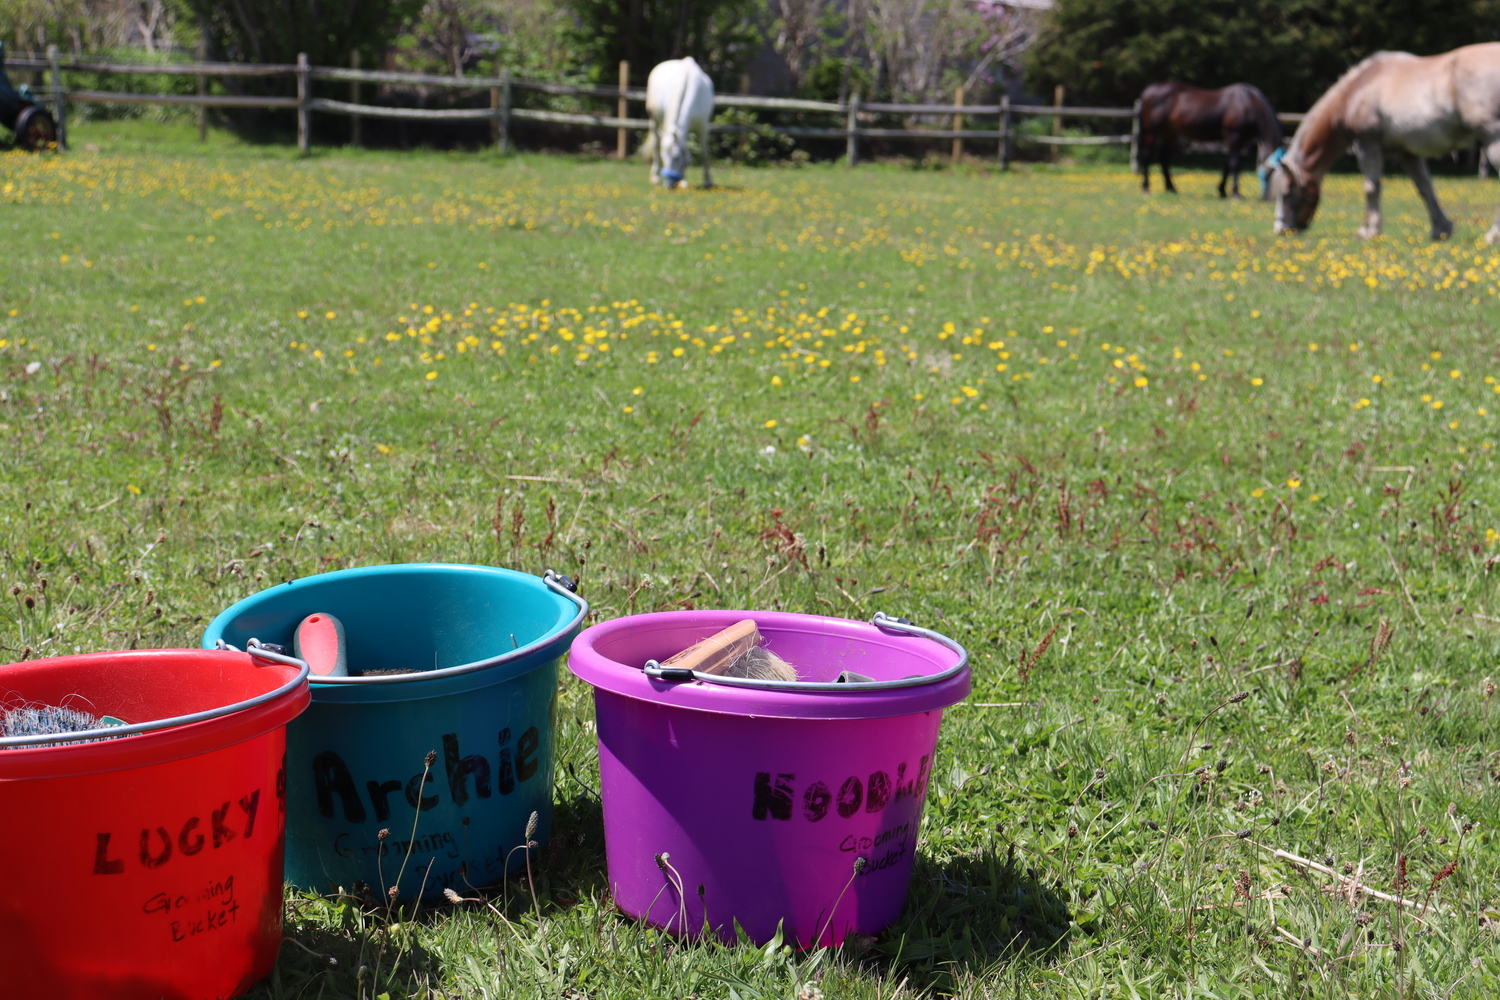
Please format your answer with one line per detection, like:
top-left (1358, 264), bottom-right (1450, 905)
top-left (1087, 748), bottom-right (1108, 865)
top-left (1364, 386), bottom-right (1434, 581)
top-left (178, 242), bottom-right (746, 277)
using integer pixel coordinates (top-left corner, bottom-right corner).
top-left (5, 120), bottom-right (1500, 998)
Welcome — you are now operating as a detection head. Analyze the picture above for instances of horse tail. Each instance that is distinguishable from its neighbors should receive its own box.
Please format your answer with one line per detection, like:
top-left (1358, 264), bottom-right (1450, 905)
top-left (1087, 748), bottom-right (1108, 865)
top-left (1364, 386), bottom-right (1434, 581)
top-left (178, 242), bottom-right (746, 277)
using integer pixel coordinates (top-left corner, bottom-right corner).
top-left (1247, 86), bottom-right (1284, 161)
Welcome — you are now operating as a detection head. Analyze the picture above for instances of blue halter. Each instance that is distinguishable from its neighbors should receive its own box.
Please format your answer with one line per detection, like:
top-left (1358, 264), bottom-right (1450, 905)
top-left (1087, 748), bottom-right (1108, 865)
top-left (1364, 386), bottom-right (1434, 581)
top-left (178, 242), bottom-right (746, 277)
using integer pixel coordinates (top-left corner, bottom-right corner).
top-left (1258, 147), bottom-right (1286, 198)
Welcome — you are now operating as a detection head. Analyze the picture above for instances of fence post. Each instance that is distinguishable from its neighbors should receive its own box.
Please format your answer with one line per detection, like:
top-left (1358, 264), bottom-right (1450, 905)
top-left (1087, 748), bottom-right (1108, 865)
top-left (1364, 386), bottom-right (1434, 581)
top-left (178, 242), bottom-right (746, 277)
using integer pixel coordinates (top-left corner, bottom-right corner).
top-left (1129, 98), bottom-right (1141, 175)
top-left (499, 67), bottom-right (511, 154)
top-left (489, 85), bottom-right (500, 149)
top-left (1000, 95), bottom-right (1011, 169)
top-left (350, 49), bottom-right (362, 147)
top-left (846, 91), bottom-right (859, 167)
top-left (46, 44), bottom-right (64, 150)
top-left (1480, 141), bottom-right (1489, 179)
top-left (615, 60), bottom-right (629, 159)
top-left (196, 40), bottom-right (206, 141)
top-left (1051, 84), bottom-right (1063, 164)
top-left (296, 52), bottom-right (309, 154)
top-left (951, 84), bottom-right (964, 165)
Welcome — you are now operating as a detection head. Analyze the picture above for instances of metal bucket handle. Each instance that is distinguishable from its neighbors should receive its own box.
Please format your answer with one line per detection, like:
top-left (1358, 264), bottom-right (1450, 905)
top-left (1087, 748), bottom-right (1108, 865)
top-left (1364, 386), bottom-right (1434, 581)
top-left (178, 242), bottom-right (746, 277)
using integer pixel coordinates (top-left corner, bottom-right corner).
top-left (642, 611), bottom-right (968, 691)
top-left (0, 645), bottom-right (311, 749)
top-left (238, 568), bottom-right (590, 685)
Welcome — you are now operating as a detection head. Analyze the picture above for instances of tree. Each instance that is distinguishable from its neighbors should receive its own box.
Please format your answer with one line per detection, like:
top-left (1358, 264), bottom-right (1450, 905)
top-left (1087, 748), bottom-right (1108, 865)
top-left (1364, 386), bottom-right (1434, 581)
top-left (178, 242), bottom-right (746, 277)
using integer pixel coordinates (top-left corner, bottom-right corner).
top-left (1024, 0), bottom-right (1500, 112)
top-left (390, 0), bottom-right (582, 80)
top-left (862, 0), bottom-right (986, 105)
top-left (181, 0), bottom-right (421, 74)
top-left (564, 0), bottom-right (760, 86)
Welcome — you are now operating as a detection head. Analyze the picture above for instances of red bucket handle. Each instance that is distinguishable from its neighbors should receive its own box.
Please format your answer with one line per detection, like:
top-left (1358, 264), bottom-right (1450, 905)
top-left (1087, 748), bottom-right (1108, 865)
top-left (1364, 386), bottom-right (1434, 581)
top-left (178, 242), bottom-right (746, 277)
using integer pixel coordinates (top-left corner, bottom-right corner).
top-left (0, 646), bottom-right (309, 749)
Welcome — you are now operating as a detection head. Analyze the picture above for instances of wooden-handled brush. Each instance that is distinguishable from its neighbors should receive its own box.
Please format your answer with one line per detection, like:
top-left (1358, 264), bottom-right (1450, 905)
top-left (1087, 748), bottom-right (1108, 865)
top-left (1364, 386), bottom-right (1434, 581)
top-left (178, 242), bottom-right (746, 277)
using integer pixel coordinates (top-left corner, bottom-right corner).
top-left (660, 619), bottom-right (799, 681)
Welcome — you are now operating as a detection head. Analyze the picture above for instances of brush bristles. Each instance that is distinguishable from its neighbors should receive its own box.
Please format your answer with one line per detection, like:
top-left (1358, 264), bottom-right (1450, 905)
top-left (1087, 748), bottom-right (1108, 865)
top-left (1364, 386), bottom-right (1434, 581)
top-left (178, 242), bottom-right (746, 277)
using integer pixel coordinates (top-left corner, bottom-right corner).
top-left (2, 704), bottom-right (121, 748)
top-left (718, 646), bottom-right (799, 681)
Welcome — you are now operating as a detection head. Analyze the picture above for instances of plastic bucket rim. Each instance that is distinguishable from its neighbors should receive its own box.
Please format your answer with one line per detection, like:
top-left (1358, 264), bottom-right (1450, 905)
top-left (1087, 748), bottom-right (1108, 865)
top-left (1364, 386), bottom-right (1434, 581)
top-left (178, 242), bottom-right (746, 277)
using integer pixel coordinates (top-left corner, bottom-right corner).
top-left (208, 565), bottom-right (588, 686)
top-left (642, 612), bottom-right (967, 692)
top-left (0, 645), bottom-right (310, 750)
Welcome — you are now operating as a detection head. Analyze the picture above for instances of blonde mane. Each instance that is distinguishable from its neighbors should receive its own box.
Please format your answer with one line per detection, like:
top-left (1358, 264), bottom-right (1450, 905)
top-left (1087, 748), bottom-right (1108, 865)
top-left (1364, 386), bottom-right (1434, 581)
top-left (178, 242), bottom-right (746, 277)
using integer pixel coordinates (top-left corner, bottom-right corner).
top-left (1290, 53), bottom-right (1397, 179)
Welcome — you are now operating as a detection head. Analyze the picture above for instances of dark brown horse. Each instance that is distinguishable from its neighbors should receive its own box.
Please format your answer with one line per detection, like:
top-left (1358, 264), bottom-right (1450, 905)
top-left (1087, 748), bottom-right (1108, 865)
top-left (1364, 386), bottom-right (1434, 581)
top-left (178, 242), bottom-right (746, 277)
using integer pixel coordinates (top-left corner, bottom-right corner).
top-left (1137, 82), bottom-right (1284, 199)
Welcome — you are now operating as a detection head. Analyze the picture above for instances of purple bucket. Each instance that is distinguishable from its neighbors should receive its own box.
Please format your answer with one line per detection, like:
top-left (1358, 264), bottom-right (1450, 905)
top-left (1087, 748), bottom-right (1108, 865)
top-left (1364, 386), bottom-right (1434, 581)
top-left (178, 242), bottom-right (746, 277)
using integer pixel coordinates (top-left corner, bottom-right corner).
top-left (567, 610), bottom-right (970, 947)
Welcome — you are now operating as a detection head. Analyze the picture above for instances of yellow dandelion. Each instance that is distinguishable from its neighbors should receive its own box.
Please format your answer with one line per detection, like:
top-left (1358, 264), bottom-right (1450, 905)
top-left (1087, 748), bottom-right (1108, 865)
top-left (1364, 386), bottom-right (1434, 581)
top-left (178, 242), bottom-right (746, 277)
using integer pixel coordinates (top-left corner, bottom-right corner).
top-left (764, 419), bottom-right (777, 429)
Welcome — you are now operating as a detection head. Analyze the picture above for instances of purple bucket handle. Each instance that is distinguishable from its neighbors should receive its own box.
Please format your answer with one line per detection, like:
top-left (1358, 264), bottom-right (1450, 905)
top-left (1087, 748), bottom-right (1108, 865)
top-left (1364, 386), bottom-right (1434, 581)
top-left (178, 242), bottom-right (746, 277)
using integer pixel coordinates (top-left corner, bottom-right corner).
top-left (643, 612), bottom-right (967, 692)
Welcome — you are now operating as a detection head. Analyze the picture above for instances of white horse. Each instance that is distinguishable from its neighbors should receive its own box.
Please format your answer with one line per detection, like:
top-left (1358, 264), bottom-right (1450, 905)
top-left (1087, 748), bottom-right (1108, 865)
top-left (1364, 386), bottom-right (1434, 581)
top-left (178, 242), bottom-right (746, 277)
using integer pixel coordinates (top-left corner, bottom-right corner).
top-left (645, 57), bottom-right (714, 189)
top-left (1271, 43), bottom-right (1500, 242)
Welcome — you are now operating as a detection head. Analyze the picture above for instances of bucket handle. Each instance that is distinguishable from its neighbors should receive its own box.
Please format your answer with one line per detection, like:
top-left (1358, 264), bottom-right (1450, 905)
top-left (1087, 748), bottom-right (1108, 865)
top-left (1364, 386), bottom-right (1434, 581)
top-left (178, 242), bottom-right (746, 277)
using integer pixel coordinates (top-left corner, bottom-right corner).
top-left (284, 568), bottom-right (590, 685)
top-left (0, 646), bottom-right (310, 749)
top-left (642, 611), bottom-right (968, 691)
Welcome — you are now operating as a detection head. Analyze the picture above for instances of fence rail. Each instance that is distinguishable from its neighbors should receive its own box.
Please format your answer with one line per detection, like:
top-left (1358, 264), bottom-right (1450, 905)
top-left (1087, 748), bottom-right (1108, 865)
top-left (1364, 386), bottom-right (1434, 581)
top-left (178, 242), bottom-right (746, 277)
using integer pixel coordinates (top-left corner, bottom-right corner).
top-left (6, 49), bottom-right (1309, 165)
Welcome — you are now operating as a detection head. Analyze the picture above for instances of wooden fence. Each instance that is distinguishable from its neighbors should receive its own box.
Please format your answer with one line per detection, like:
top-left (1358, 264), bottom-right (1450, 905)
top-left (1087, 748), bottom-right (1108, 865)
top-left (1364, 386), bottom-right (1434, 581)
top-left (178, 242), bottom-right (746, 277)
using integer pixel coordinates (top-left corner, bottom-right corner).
top-left (7, 48), bottom-right (1310, 167)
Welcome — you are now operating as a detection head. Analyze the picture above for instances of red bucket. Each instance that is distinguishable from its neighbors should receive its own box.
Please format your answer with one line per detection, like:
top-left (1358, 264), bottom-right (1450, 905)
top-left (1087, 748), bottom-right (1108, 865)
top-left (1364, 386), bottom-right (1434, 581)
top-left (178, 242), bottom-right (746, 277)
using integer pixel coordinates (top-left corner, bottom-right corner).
top-left (0, 648), bottom-right (310, 1000)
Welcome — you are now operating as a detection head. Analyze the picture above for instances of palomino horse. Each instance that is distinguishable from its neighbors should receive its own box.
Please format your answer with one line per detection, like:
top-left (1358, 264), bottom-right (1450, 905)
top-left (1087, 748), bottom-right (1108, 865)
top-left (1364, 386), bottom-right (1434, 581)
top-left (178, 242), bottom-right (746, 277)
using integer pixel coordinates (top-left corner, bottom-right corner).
top-left (1272, 43), bottom-right (1500, 242)
top-left (1138, 83), bottom-right (1284, 199)
top-left (645, 57), bottom-right (715, 189)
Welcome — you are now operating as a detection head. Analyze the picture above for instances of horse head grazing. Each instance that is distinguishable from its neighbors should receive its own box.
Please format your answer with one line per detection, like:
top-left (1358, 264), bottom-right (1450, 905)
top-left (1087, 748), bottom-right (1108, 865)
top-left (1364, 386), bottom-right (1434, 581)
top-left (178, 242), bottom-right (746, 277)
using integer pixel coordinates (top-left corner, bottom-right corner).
top-left (657, 125), bottom-right (688, 187)
top-left (1271, 156), bottom-right (1320, 234)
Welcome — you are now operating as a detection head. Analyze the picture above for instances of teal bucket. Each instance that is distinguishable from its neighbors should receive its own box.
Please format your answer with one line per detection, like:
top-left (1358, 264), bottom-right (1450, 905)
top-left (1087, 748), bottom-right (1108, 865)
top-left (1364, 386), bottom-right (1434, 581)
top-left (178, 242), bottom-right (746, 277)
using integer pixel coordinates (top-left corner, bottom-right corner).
top-left (202, 564), bottom-right (586, 901)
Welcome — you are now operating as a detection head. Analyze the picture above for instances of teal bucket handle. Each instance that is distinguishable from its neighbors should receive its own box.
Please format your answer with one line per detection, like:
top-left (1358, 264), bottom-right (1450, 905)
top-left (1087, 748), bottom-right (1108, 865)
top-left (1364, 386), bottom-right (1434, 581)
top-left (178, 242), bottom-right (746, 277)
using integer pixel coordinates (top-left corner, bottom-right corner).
top-left (242, 568), bottom-right (588, 686)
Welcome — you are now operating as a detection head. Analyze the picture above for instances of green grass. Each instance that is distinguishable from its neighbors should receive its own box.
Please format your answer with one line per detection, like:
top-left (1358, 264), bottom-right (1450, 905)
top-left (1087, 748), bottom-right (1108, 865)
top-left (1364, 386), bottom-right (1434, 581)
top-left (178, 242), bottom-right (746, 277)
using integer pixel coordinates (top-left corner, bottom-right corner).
top-left (6, 119), bottom-right (1500, 998)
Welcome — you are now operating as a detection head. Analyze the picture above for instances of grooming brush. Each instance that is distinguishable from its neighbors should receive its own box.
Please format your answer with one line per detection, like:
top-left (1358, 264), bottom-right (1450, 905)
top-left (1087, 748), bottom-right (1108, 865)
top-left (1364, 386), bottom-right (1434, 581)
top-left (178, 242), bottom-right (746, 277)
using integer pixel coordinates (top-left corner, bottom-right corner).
top-left (2, 703), bottom-right (126, 747)
top-left (659, 619), bottom-right (800, 681)
top-left (293, 612), bottom-right (348, 677)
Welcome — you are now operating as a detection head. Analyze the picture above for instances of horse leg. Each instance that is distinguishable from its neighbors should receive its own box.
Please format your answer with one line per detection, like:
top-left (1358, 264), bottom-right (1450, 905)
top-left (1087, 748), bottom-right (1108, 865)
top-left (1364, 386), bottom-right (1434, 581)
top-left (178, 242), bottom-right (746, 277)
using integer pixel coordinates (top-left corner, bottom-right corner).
top-left (1226, 141), bottom-right (1244, 199)
top-left (1354, 139), bottom-right (1384, 239)
top-left (700, 115), bottom-right (714, 189)
top-left (1161, 145), bottom-right (1177, 194)
top-left (1140, 137), bottom-right (1152, 193)
top-left (1484, 138), bottom-right (1500, 243)
top-left (1401, 152), bottom-right (1453, 240)
top-left (648, 120), bottom-right (661, 185)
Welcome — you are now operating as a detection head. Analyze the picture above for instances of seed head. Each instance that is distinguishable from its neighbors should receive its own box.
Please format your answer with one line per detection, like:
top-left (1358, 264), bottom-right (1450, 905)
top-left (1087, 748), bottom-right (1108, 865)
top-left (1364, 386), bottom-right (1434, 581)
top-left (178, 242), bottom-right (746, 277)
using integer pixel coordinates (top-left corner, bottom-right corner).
top-left (1229, 690), bottom-right (1250, 704)
top-left (853, 856), bottom-right (867, 874)
top-left (1094, 768), bottom-right (1106, 781)
top-left (377, 828), bottom-right (390, 841)
top-left (654, 852), bottom-right (669, 871)
top-left (1235, 828), bottom-right (1252, 839)
top-left (387, 885), bottom-right (400, 900)
top-left (424, 749), bottom-right (437, 768)
top-left (525, 810), bottom-right (538, 838)
top-left (443, 887), bottom-right (463, 904)
top-left (1066, 823), bottom-right (1079, 838)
